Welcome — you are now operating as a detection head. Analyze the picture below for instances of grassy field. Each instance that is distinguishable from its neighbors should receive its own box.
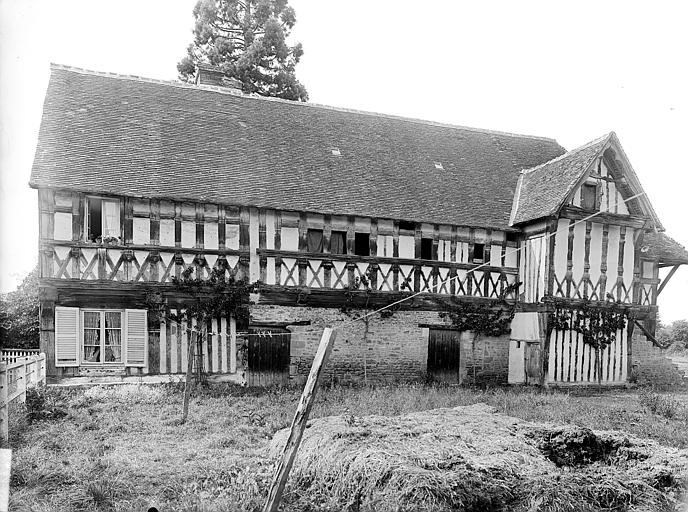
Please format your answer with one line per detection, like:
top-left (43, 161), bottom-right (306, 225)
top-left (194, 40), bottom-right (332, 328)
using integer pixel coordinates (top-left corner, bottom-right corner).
top-left (9, 382), bottom-right (688, 511)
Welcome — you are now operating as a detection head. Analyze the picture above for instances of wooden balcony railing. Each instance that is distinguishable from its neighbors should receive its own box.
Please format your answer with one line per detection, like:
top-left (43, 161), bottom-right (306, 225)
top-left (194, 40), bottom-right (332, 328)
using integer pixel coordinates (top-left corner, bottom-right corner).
top-left (257, 249), bottom-right (519, 299)
top-left (41, 242), bottom-right (249, 283)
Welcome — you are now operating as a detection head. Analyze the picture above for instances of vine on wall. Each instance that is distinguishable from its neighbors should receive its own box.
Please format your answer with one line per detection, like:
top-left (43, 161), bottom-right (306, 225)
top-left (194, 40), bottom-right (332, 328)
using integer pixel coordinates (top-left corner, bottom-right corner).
top-left (550, 301), bottom-right (630, 351)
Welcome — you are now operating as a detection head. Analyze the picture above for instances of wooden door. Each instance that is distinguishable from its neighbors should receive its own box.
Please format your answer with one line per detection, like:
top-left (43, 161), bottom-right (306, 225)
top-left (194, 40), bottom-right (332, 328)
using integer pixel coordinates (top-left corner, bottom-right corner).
top-left (524, 342), bottom-right (542, 384)
top-left (427, 329), bottom-right (461, 384)
top-left (247, 328), bottom-right (291, 386)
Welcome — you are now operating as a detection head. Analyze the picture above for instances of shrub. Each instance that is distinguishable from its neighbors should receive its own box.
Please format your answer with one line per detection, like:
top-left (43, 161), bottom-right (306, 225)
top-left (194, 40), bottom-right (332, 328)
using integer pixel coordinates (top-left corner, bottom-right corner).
top-left (639, 389), bottom-right (683, 419)
top-left (25, 387), bottom-right (67, 423)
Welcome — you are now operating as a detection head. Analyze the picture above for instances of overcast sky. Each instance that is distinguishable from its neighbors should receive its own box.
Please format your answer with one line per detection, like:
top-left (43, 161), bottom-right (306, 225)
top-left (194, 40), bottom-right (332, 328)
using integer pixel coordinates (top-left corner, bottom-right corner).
top-left (0, 0), bottom-right (686, 322)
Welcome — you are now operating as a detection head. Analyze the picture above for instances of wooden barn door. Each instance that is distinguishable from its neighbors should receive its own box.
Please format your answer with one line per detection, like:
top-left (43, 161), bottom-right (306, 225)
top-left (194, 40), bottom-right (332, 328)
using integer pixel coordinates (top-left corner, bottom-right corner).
top-left (247, 328), bottom-right (291, 386)
top-left (524, 342), bottom-right (542, 384)
top-left (427, 329), bottom-right (461, 384)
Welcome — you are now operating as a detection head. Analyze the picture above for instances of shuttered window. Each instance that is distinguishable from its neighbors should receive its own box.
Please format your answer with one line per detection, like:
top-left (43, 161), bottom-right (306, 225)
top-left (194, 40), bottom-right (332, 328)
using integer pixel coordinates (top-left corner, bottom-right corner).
top-left (55, 306), bottom-right (79, 367)
top-left (125, 309), bottom-right (148, 367)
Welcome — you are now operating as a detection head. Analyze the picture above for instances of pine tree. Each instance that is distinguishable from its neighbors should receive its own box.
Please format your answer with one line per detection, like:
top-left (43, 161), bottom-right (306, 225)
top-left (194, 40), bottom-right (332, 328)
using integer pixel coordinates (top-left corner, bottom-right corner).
top-left (178, 0), bottom-right (308, 101)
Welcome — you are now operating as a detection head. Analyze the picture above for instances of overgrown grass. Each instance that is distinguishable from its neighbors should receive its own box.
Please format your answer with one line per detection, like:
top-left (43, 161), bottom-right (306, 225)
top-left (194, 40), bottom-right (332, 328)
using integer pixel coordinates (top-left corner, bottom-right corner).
top-left (10, 383), bottom-right (688, 511)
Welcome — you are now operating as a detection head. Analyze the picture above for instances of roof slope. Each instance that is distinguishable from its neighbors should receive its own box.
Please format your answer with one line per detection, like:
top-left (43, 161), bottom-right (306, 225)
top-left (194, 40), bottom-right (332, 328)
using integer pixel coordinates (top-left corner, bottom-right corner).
top-left (642, 232), bottom-right (688, 265)
top-left (510, 134), bottom-right (611, 225)
top-left (30, 65), bottom-right (565, 229)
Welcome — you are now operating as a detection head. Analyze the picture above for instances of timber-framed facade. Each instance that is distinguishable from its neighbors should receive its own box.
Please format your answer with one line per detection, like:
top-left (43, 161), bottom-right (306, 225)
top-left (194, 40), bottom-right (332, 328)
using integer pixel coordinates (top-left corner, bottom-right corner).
top-left (30, 64), bottom-right (688, 386)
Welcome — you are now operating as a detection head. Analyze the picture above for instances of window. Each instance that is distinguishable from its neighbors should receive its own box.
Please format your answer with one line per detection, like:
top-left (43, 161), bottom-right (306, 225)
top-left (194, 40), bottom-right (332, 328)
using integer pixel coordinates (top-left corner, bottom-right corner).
top-left (307, 229), bottom-right (324, 252)
top-left (330, 230), bottom-right (346, 255)
top-left (85, 197), bottom-right (120, 242)
top-left (421, 237), bottom-right (434, 260)
top-left (581, 183), bottom-right (598, 211)
top-left (354, 232), bottom-right (370, 256)
top-left (473, 243), bottom-right (485, 263)
top-left (506, 232), bottom-right (519, 243)
top-left (82, 310), bottom-right (122, 364)
top-left (398, 220), bottom-right (415, 232)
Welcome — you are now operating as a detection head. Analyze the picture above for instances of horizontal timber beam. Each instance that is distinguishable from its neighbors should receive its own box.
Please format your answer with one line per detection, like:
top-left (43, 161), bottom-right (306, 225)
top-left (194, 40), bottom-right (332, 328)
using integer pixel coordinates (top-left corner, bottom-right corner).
top-left (559, 206), bottom-right (648, 228)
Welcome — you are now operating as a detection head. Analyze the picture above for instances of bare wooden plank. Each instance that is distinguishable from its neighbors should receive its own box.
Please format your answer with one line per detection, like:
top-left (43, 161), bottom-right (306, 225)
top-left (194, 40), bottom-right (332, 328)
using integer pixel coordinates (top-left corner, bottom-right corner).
top-left (263, 328), bottom-right (337, 512)
top-left (0, 364), bottom-right (6, 443)
top-left (0, 449), bottom-right (10, 512)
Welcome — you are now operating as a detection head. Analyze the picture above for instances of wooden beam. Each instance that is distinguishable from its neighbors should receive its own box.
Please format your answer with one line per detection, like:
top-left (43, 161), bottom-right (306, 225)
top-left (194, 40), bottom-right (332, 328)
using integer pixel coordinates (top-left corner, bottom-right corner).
top-left (263, 328), bottom-right (337, 512)
top-left (0, 449), bottom-right (10, 512)
top-left (657, 264), bottom-right (680, 297)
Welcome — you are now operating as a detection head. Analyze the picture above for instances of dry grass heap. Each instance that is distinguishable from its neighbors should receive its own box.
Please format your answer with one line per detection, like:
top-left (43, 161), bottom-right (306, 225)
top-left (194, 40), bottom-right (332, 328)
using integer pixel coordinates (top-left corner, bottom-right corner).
top-left (269, 403), bottom-right (688, 512)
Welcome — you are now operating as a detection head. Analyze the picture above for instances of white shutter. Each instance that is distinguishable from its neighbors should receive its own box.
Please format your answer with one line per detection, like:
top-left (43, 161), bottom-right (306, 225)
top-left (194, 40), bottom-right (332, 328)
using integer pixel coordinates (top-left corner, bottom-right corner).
top-left (55, 306), bottom-right (79, 367)
top-left (125, 309), bottom-right (147, 367)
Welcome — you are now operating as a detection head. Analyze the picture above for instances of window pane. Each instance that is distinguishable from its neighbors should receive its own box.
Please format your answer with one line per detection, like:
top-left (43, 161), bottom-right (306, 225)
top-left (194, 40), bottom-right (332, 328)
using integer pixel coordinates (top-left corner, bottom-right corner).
top-left (307, 229), bottom-right (323, 252)
top-left (105, 328), bottom-right (122, 362)
top-left (105, 312), bottom-right (121, 328)
top-left (354, 233), bottom-right (370, 256)
top-left (102, 200), bottom-right (121, 237)
top-left (84, 312), bottom-right (101, 329)
top-left (330, 231), bottom-right (345, 255)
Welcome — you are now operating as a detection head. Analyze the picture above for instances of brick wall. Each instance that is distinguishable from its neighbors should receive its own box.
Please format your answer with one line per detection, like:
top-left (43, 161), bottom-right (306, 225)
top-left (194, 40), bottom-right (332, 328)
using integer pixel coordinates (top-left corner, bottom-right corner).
top-left (250, 305), bottom-right (510, 385)
top-left (631, 330), bottom-right (685, 387)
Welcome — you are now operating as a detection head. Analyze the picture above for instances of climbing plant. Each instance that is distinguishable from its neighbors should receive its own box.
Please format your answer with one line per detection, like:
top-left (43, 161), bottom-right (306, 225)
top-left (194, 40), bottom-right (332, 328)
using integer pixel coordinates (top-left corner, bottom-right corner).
top-left (550, 301), bottom-right (630, 351)
top-left (437, 281), bottom-right (520, 337)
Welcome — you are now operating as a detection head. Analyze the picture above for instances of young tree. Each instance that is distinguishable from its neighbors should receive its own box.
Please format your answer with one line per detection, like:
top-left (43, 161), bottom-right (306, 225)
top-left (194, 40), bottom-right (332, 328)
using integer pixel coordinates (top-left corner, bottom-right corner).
top-left (178, 0), bottom-right (308, 101)
top-left (0, 266), bottom-right (40, 349)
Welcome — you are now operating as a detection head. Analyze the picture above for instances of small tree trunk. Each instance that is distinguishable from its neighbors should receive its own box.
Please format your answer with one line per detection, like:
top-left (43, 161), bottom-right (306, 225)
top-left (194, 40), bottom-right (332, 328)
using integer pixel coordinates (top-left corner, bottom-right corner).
top-left (182, 331), bottom-right (196, 423)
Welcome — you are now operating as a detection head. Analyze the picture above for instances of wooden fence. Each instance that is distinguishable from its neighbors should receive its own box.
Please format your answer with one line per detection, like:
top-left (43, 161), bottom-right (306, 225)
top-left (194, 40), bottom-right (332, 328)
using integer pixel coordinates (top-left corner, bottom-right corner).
top-left (1, 349), bottom-right (40, 365)
top-left (0, 353), bottom-right (46, 443)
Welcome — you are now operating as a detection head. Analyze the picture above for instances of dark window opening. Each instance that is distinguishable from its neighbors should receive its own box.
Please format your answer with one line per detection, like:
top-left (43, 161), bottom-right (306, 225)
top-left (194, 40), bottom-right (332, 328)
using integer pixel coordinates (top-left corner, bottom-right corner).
top-left (399, 220), bottom-right (415, 232)
top-left (473, 243), bottom-right (485, 262)
top-left (354, 232), bottom-right (370, 256)
top-left (307, 229), bottom-right (324, 253)
top-left (88, 199), bottom-right (102, 242)
top-left (506, 232), bottom-right (518, 243)
top-left (581, 183), bottom-right (598, 211)
top-left (86, 197), bottom-right (120, 242)
top-left (330, 231), bottom-right (346, 255)
top-left (421, 238), bottom-right (434, 260)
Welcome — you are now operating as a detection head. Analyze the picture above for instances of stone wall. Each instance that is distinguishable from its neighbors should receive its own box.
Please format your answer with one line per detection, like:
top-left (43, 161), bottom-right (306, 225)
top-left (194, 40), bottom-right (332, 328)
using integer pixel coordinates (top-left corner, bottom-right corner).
top-left (250, 305), bottom-right (510, 385)
top-left (631, 330), bottom-right (685, 387)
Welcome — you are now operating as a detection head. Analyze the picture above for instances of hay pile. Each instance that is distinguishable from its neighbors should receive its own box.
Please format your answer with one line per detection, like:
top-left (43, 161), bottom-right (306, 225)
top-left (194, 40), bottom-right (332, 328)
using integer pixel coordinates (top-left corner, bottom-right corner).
top-left (268, 404), bottom-right (688, 511)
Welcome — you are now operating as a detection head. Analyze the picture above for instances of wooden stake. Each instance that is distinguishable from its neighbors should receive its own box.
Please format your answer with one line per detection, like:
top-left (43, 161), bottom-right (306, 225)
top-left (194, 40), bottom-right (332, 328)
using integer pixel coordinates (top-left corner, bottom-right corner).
top-left (263, 328), bottom-right (337, 512)
top-left (181, 332), bottom-right (196, 424)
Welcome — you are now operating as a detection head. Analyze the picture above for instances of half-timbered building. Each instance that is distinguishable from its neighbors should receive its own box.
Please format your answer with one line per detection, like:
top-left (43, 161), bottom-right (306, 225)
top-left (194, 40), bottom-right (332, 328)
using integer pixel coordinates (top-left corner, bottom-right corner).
top-left (29, 64), bottom-right (688, 385)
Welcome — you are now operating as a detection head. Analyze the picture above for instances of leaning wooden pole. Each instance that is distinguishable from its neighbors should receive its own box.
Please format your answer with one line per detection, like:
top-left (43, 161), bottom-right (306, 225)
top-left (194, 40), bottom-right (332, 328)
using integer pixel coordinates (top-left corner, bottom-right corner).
top-left (182, 331), bottom-right (196, 424)
top-left (263, 327), bottom-right (337, 512)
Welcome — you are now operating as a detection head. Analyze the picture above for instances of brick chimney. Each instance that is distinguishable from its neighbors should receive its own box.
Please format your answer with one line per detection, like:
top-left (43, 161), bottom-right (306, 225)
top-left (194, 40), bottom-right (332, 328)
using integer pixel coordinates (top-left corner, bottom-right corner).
top-left (194, 64), bottom-right (242, 91)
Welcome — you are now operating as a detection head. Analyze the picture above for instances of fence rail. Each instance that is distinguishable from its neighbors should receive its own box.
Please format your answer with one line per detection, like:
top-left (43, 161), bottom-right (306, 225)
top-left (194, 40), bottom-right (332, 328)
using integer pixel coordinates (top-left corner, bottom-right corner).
top-left (0, 353), bottom-right (46, 443)
top-left (1, 349), bottom-right (39, 365)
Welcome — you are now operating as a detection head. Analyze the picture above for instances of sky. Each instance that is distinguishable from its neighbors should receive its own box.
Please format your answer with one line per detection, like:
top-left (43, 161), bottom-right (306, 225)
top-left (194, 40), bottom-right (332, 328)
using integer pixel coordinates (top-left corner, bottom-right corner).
top-left (0, 0), bottom-right (686, 322)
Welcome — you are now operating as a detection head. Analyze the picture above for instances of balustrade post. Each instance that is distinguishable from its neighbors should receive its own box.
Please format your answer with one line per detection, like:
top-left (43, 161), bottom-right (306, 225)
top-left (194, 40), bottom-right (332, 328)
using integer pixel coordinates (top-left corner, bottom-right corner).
top-left (392, 263), bottom-right (399, 291)
top-left (368, 263), bottom-right (379, 290)
top-left (297, 259), bottom-right (308, 287)
top-left (322, 260), bottom-right (333, 288)
top-left (449, 267), bottom-right (457, 295)
top-left (97, 247), bottom-right (107, 280)
top-left (346, 262), bottom-right (356, 288)
top-left (413, 264), bottom-right (421, 293)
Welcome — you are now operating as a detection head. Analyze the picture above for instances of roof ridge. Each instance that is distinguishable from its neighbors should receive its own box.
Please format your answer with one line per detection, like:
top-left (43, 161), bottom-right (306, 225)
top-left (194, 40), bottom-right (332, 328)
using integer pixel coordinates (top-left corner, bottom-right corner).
top-left (520, 132), bottom-right (612, 175)
top-left (49, 62), bottom-right (561, 144)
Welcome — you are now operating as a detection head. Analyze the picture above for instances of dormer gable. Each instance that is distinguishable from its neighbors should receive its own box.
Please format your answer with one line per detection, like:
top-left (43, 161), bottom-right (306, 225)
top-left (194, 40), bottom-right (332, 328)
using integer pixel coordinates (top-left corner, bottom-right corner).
top-left (510, 132), bottom-right (662, 230)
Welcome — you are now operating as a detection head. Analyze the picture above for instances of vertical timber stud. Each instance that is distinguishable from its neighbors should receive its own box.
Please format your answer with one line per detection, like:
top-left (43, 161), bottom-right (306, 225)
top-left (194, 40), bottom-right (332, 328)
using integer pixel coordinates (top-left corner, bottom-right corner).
top-left (259, 209), bottom-right (267, 283)
top-left (195, 203), bottom-right (204, 249)
top-left (150, 199), bottom-right (160, 246)
top-left (124, 198), bottom-right (134, 245)
top-left (600, 224), bottom-right (609, 298)
top-left (263, 328), bottom-right (337, 512)
top-left (546, 218), bottom-right (557, 297)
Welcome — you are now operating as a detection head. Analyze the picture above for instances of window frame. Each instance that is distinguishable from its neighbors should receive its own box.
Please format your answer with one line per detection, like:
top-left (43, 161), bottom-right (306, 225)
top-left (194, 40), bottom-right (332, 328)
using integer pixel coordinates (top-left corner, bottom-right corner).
top-left (84, 195), bottom-right (122, 243)
top-left (80, 309), bottom-right (124, 366)
top-left (580, 183), bottom-right (599, 211)
top-left (472, 243), bottom-right (485, 263)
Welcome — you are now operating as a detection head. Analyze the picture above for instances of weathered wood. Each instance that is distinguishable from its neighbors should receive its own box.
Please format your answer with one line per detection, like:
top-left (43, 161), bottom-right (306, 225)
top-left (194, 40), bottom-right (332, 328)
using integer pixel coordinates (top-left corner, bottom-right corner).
top-left (0, 364), bottom-right (6, 444)
top-left (0, 449), bottom-right (10, 512)
top-left (263, 328), bottom-right (337, 512)
top-left (181, 331), bottom-right (196, 423)
top-left (657, 265), bottom-right (680, 297)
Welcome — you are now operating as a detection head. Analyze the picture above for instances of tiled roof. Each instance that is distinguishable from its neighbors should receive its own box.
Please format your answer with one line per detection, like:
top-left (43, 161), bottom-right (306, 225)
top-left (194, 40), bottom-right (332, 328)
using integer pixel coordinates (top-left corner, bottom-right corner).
top-left (30, 65), bottom-right (566, 230)
top-left (510, 134), bottom-right (611, 225)
top-left (641, 232), bottom-right (688, 265)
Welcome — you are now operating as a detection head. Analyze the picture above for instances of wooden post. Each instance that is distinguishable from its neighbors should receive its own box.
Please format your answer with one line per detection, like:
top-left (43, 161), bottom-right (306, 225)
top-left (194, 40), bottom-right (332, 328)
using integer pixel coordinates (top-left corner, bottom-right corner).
top-left (0, 449), bottom-right (10, 512)
top-left (0, 364), bottom-right (7, 444)
top-left (263, 328), bottom-right (337, 512)
top-left (181, 331), bottom-right (196, 424)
